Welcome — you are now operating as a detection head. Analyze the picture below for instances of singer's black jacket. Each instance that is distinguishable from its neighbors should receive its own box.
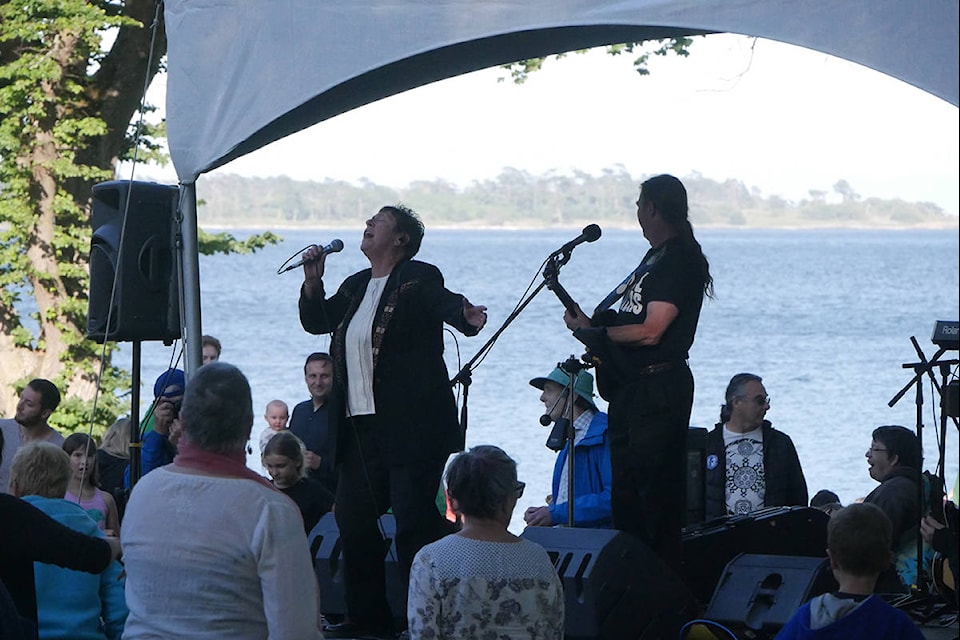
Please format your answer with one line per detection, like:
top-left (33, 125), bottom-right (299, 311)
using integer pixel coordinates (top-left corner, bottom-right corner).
top-left (299, 259), bottom-right (478, 464)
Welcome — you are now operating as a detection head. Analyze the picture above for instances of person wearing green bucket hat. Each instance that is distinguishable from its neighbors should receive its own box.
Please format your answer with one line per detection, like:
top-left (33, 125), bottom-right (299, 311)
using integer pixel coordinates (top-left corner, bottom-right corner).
top-left (524, 366), bottom-right (612, 529)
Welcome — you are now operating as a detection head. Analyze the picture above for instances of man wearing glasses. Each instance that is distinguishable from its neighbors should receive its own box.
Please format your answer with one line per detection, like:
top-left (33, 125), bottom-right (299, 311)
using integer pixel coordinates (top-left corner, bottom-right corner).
top-left (703, 372), bottom-right (808, 519)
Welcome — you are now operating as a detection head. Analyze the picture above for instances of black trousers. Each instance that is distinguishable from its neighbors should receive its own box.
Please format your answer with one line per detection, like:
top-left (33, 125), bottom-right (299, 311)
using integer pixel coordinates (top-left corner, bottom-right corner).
top-left (607, 365), bottom-right (693, 572)
top-left (334, 415), bottom-right (450, 630)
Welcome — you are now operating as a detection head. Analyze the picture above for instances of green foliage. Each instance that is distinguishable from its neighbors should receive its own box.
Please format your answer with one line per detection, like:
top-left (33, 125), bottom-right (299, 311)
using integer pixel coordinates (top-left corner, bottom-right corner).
top-left (500, 37), bottom-right (694, 84)
top-left (0, 1), bottom-right (273, 434)
top-left (198, 229), bottom-right (282, 255)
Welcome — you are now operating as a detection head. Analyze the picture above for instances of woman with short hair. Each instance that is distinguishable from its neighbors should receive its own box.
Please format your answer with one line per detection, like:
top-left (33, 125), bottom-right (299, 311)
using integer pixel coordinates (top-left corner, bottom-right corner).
top-left (121, 363), bottom-right (323, 639)
top-left (407, 445), bottom-right (564, 639)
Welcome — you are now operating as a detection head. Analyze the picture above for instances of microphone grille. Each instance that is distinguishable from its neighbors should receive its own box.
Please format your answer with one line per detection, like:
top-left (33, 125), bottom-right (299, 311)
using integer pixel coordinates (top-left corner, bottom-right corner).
top-left (329, 238), bottom-right (345, 253)
top-left (584, 224), bottom-right (602, 242)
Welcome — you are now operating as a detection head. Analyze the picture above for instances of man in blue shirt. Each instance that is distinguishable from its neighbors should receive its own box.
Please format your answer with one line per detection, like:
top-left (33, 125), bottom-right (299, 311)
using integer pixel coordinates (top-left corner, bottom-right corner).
top-left (289, 352), bottom-right (337, 495)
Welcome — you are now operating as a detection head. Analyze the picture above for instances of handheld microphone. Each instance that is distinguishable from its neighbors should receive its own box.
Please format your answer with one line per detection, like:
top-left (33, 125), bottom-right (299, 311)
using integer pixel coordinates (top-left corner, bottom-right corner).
top-left (280, 239), bottom-right (344, 273)
top-left (550, 224), bottom-right (601, 257)
top-left (539, 414), bottom-right (553, 426)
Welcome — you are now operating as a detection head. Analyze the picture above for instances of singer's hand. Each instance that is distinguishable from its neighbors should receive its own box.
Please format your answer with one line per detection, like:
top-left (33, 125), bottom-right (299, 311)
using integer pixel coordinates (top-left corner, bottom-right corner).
top-left (301, 245), bottom-right (327, 283)
top-left (524, 506), bottom-right (553, 527)
top-left (463, 299), bottom-right (488, 330)
top-left (563, 303), bottom-right (590, 331)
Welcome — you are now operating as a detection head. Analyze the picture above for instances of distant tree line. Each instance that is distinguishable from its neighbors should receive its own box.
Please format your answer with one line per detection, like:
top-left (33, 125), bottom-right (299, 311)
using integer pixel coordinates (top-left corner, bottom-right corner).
top-left (193, 168), bottom-right (956, 229)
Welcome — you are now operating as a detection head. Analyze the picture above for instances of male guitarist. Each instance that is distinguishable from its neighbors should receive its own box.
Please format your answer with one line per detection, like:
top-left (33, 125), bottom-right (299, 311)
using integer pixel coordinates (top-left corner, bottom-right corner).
top-left (563, 174), bottom-right (713, 571)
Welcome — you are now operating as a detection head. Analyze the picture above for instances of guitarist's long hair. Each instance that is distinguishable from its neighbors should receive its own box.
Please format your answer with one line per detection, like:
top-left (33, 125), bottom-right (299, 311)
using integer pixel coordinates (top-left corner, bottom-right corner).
top-left (641, 174), bottom-right (715, 299)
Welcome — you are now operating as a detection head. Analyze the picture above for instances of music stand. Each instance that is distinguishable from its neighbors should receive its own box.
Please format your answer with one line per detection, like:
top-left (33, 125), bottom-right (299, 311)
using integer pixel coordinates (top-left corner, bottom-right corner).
top-left (887, 328), bottom-right (959, 596)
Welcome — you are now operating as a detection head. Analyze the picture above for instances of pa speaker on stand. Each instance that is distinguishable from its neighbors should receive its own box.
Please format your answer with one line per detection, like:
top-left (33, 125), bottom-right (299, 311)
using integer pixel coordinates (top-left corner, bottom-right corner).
top-left (86, 180), bottom-right (181, 343)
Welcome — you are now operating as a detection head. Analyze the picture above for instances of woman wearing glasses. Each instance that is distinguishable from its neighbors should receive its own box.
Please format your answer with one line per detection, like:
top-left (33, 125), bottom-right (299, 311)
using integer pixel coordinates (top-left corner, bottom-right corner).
top-left (406, 445), bottom-right (564, 639)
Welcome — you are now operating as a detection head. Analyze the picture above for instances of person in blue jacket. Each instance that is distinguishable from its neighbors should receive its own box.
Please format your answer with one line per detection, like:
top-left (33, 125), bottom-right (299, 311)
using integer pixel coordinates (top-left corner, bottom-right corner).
top-left (10, 442), bottom-right (127, 640)
top-left (524, 366), bottom-right (613, 528)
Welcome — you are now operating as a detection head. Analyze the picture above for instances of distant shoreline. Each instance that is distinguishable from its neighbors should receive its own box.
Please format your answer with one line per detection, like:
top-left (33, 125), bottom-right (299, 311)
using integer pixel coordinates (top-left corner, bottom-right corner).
top-left (198, 220), bottom-right (960, 232)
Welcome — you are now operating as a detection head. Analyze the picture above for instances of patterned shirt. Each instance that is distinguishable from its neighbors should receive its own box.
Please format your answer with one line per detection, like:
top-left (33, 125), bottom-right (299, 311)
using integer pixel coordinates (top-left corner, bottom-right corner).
top-left (407, 535), bottom-right (564, 639)
top-left (723, 425), bottom-right (765, 515)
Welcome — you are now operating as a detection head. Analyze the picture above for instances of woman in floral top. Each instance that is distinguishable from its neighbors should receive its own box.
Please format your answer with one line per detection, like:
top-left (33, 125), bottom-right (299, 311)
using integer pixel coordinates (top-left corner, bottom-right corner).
top-left (407, 445), bottom-right (564, 639)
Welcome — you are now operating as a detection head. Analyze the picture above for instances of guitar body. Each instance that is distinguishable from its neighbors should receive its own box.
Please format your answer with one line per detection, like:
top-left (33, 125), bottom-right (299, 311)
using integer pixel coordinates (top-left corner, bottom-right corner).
top-left (932, 551), bottom-right (956, 603)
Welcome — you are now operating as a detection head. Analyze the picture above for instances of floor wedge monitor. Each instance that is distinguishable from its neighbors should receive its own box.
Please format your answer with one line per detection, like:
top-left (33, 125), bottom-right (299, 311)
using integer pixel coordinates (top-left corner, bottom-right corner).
top-left (522, 526), bottom-right (697, 639)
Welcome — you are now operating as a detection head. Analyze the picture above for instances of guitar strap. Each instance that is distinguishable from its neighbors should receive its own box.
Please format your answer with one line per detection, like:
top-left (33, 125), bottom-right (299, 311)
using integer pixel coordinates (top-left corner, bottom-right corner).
top-left (593, 245), bottom-right (667, 316)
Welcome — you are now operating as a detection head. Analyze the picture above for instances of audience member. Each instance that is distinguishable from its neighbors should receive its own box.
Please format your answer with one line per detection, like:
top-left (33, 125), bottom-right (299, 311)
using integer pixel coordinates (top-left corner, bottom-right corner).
top-left (289, 353), bottom-right (338, 495)
top-left (775, 503), bottom-right (924, 639)
top-left (262, 431), bottom-right (334, 534)
top-left (10, 442), bottom-right (128, 640)
top-left (524, 366), bottom-right (612, 528)
top-left (0, 448), bottom-right (119, 637)
top-left (259, 399), bottom-right (289, 453)
top-left (201, 335), bottom-right (222, 365)
top-left (0, 417), bottom-right (17, 493)
top-left (407, 445), bottom-right (564, 639)
top-left (63, 433), bottom-right (121, 535)
top-left (810, 489), bottom-right (843, 515)
top-left (1, 380), bottom-right (65, 494)
top-left (125, 369), bottom-right (185, 487)
top-left (96, 418), bottom-right (130, 496)
top-left (863, 425), bottom-right (927, 589)
top-left (705, 373), bottom-right (808, 518)
top-left (120, 362), bottom-right (323, 639)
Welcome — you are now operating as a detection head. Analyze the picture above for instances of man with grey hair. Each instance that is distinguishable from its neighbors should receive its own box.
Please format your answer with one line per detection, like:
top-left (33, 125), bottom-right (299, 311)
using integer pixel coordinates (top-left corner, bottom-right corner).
top-left (121, 363), bottom-right (323, 639)
top-left (704, 372), bottom-right (807, 519)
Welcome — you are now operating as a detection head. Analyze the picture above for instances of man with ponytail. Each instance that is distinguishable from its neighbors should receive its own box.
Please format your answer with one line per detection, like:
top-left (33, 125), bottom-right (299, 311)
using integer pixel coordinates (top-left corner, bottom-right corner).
top-left (564, 174), bottom-right (713, 571)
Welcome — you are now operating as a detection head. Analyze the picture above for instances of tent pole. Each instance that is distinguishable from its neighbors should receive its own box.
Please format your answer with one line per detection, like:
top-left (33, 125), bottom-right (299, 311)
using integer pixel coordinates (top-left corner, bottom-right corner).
top-left (179, 181), bottom-right (203, 377)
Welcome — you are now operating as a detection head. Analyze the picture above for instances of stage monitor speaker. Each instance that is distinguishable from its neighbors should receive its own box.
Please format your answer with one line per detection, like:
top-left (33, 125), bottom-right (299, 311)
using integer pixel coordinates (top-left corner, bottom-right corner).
top-left (681, 506), bottom-right (829, 605)
top-left (308, 513), bottom-right (406, 624)
top-left (686, 427), bottom-right (707, 526)
top-left (86, 180), bottom-right (181, 343)
top-left (521, 526), bottom-right (697, 639)
top-left (705, 553), bottom-right (836, 637)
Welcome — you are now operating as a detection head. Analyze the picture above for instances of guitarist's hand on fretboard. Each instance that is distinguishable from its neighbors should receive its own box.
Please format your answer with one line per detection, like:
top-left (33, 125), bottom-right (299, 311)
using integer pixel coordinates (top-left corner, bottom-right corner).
top-left (563, 304), bottom-right (590, 331)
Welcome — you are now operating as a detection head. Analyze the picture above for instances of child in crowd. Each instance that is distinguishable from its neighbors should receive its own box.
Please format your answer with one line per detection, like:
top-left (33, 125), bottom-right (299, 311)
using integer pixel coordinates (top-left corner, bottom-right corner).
top-left (262, 431), bottom-right (334, 534)
top-left (775, 503), bottom-right (923, 639)
top-left (9, 442), bottom-right (128, 640)
top-left (63, 433), bottom-right (121, 535)
top-left (259, 399), bottom-right (289, 453)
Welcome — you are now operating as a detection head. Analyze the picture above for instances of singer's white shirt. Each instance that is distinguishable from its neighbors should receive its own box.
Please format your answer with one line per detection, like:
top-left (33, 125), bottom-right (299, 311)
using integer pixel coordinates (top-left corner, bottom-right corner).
top-left (344, 275), bottom-right (388, 417)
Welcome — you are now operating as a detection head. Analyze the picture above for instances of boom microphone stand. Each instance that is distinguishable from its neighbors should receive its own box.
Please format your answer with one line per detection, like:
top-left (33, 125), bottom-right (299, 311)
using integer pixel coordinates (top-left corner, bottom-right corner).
top-left (888, 336), bottom-right (959, 594)
top-left (450, 249), bottom-right (580, 433)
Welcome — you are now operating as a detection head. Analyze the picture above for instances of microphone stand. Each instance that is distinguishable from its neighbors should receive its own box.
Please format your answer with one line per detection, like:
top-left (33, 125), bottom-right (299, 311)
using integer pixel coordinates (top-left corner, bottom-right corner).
top-left (558, 355), bottom-right (591, 527)
top-left (450, 251), bottom-right (574, 434)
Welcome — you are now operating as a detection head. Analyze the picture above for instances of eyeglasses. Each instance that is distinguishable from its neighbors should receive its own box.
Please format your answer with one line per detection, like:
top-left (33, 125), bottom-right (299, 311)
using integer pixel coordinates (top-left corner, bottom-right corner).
top-left (737, 394), bottom-right (770, 406)
top-left (514, 481), bottom-right (526, 498)
top-left (867, 447), bottom-right (888, 454)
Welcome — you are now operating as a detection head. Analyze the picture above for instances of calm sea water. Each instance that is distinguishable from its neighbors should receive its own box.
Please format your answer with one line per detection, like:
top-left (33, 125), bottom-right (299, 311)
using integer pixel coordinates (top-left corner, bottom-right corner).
top-left (119, 227), bottom-right (960, 533)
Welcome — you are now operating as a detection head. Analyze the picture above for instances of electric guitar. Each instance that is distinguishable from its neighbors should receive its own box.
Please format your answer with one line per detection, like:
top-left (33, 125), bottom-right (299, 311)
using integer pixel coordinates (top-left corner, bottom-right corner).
top-left (543, 262), bottom-right (629, 400)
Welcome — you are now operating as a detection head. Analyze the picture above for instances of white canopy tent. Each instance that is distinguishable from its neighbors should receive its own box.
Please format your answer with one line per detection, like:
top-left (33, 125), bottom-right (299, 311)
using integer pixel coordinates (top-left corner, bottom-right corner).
top-left (161, 0), bottom-right (959, 370)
